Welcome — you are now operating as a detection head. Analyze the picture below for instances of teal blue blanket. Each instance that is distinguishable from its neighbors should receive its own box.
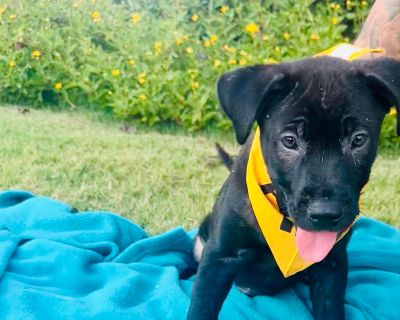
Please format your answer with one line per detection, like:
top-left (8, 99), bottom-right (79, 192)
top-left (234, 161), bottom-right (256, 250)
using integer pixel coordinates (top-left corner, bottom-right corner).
top-left (0, 191), bottom-right (399, 319)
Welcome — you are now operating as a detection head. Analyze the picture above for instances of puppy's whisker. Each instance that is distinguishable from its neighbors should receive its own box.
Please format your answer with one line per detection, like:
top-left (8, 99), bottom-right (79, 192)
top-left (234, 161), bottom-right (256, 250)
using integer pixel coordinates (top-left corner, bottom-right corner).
top-left (352, 153), bottom-right (357, 166)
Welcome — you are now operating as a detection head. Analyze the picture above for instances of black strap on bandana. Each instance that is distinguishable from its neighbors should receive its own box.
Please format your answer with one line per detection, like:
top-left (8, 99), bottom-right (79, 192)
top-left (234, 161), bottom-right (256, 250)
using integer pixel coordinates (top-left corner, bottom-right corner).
top-left (260, 183), bottom-right (294, 233)
top-left (260, 184), bottom-right (275, 195)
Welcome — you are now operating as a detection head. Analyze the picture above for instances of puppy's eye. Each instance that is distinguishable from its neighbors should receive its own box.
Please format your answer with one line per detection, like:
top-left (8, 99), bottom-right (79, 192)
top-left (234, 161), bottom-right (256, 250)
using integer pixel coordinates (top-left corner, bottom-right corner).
top-left (281, 136), bottom-right (298, 149)
top-left (351, 133), bottom-right (368, 148)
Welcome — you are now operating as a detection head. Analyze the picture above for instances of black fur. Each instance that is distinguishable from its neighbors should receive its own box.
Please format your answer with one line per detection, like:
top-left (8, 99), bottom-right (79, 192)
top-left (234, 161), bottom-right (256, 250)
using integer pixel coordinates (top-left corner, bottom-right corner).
top-left (188, 57), bottom-right (400, 320)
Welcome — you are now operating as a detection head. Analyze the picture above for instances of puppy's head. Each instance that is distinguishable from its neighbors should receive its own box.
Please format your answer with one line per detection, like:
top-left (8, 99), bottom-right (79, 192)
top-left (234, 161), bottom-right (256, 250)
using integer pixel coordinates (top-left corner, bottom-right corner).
top-left (218, 57), bottom-right (399, 233)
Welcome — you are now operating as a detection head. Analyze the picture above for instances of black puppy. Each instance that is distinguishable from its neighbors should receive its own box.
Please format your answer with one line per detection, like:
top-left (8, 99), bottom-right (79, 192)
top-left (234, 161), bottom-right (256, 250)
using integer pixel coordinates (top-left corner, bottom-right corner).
top-left (188, 56), bottom-right (400, 320)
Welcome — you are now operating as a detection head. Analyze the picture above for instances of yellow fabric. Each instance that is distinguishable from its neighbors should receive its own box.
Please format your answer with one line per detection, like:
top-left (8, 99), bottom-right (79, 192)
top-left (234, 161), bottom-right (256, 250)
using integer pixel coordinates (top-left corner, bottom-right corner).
top-left (314, 43), bottom-right (384, 61)
top-left (246, 44), bottom-right (375, 277)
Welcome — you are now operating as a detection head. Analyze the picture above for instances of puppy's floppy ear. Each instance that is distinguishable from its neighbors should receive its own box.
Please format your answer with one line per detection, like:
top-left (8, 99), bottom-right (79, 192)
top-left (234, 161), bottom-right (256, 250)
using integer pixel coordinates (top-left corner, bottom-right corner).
top-left (217, 65), bottom-right (286, 144)
top-left (360, 58), bottom-right (400, 135)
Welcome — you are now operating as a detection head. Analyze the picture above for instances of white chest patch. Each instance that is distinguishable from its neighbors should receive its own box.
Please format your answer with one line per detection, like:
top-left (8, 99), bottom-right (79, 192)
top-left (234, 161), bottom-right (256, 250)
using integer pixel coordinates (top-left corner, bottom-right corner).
top-left (193, 236), bottom-right (204, 262)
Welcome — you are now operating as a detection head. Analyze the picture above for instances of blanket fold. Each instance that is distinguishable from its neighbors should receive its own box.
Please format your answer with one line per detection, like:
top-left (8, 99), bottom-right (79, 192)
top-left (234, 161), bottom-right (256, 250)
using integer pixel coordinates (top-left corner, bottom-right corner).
top-left (0, 191), bottom-right (399, 319)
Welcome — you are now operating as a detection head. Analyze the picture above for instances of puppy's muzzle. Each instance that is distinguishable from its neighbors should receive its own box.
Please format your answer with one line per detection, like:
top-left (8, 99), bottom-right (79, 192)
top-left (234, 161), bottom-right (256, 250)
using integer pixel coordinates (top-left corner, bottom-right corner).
top-left (308, 201), bottom-right (344, 228)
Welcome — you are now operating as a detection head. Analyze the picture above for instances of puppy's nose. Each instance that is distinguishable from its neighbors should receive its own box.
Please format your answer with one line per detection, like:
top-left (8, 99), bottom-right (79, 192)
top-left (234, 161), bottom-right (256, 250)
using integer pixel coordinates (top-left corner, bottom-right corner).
top-left (309, 213), bottom-right (344, 224)
top-left (308, 201), bottom-right (344, 227)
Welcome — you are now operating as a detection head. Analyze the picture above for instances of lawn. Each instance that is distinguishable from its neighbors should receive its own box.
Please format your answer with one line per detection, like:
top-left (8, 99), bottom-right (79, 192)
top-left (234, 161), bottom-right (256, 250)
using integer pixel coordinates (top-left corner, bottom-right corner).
top-left (0, 105), bottom-right (398, 234)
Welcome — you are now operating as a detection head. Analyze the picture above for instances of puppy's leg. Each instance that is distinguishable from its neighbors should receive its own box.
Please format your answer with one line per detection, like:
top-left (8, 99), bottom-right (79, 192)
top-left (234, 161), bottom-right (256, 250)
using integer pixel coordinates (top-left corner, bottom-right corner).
top-left (187, 242), bottom-right (255, 320)
top-left (309, 234), bottom-right (350, 320)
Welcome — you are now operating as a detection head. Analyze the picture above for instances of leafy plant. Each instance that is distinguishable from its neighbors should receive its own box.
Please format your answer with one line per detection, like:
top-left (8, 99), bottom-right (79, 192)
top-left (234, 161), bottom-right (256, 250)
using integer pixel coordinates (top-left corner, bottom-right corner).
top-left (1, 0), bottom-right (396, 151)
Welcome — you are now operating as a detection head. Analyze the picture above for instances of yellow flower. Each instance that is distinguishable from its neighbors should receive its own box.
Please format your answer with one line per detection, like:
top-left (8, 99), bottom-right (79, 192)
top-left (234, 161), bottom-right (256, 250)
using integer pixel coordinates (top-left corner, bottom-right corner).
top-left (175, 36), bottom-right (187, 46)
top-left (214, 59), bottom-right (222, 68)
top-left (264, 58), bottom-right (278, 64)
top-left (228, 58), bottom-right (236, 65)
top-left (274, 46), bottom-right (281, 53)
top-left (245, 23), bottom-right (259, 34)
top-left (223, 44), bottom-right (236, 53)
top-left (139, 94), bottom-right (147, 101)
top-left (330, 3), bottom-right (341, 10)
top-left (131, 12), bottom-right (141, 24)
top-left (310, 32), bottom-right (320, 41)
top-left (54, 82), bottom-right (62, 90)
top-left (283, 32), bottom-right (290, 40)
top-left (128, 59), bottom-right (135, 66)
top-left (239, 50), bottom-right (248, 57)
top-left (346, 0), bottom-right (352, 8)
top-left (389, 107), bottom-right (397, 116)
top-left (154, 41), bottom-right (162, 54)
top-left (187, 69), bottom-right (199, 78)
top-left (191, 81), bottom-right (199, 90)
top-left (91, 11), bottom-right (101, 22)
top-left (0, 7), bottom-right (5, 15)
top-left (203, 40), bottom-right (211, 48)
top-left (331, 17), bottom-right (338, 25)
top-left (112, 69), bottom-right (120, 77)
top-left (185, 47), bottom-right (194, 54)
top-left (32, 50), bottom-right (41, 59)
top-left (8, 61), bottom-right (16, 68)
top-left (220, 5), bottom-right (229, 14)
top-left (361, 1), bottom-right (368, 7)
top-left (137, 73), bottom-right (146, 84)
top-left (210, 34), bottom-right (218, 44)
top-left (191, 14), bottom-right (199, 22)
top-left (239, 59), bottom-right (247, 65)
top-left (8, 14), bottom-right (16, 21)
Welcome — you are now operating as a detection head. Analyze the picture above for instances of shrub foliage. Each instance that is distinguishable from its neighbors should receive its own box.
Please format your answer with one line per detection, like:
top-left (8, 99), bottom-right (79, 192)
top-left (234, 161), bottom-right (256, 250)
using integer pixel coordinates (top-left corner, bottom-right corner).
top-left (0, 0), bottom-right (397, 148)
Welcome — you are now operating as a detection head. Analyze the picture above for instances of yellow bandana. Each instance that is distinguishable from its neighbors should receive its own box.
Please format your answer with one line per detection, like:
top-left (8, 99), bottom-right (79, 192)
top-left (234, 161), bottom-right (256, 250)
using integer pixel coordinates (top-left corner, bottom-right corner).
top-left (315, 43), bottom-right (383, 61)
top-left (246, 44), bottom-right (383, 278)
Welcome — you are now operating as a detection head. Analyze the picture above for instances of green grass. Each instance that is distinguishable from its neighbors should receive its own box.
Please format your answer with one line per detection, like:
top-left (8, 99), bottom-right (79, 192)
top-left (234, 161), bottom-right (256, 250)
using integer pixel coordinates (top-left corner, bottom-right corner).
top-left (0, 105), bottom-right (398, 233)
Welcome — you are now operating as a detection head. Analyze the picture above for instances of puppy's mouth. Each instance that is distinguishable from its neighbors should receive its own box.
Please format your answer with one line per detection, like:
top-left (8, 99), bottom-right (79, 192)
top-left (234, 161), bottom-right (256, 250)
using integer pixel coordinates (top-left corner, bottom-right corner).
top-left (294, 227), bottom-right (339, 263)
top-left (277, 192), bottom-right (356, 262)
top-left (277, 195), bottom-right (349, 263)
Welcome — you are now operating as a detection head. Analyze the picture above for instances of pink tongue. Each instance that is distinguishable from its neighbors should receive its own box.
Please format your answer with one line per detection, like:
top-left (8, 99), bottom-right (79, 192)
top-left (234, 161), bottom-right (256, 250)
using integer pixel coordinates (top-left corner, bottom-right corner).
top-left (295, 228), bottom-right (337, 262)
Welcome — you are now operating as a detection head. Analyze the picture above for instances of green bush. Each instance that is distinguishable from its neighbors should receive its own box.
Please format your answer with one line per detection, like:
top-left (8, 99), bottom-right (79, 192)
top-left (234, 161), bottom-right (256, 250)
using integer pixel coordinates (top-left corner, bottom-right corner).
top-left (0, 0), bottom-right (397, 149)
